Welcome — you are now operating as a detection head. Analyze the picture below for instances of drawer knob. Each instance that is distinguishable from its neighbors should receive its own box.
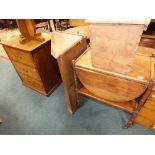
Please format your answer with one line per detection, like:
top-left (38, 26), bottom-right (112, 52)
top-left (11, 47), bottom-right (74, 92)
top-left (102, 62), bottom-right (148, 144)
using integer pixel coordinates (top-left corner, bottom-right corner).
top-left (16, 55), bottom-right (22, 60)
top-left (32, 82), bottom-right (35, 86)
top-left (23, 69), bottom-right (28, 73)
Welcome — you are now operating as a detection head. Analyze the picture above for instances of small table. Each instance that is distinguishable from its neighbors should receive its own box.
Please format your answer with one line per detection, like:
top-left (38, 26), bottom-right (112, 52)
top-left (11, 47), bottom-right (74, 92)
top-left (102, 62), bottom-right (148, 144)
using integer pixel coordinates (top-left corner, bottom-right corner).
top-left (51, 31), bottom-right (87, 113)
top-left (73, 47), bottom-right (155, 128)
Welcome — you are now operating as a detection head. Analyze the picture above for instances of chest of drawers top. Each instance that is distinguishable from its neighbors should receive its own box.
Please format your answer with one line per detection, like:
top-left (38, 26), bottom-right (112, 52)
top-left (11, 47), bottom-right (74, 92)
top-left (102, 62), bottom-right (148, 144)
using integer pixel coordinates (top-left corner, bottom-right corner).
top-left (1, 33), bottom-right (51, 52)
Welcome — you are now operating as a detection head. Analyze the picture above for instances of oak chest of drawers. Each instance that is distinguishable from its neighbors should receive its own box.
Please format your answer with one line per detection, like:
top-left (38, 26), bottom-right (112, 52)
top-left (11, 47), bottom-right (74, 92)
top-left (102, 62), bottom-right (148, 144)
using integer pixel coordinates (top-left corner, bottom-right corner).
top-left (1, 33), bottom-right (61, 96)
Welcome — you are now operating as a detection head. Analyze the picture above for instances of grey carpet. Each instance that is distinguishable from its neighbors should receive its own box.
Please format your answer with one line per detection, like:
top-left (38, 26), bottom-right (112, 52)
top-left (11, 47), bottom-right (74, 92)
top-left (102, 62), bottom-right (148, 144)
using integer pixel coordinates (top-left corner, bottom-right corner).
top-left (0, 58), bottom-right (155, 135)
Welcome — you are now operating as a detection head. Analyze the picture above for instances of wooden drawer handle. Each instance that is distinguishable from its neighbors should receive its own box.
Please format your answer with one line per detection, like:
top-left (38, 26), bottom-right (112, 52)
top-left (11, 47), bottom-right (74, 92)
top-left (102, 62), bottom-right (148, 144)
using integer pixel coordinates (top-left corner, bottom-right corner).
top-left (23, 69), bottom-right (29, 73)
top-left (15, 55), bottom-right (22, 60)
top-left (28, 80), bottom-right (36, 87)
top-left (32, 82), bottom-right (36, 86)
top-left (29, 81), bottom-right (36, 86)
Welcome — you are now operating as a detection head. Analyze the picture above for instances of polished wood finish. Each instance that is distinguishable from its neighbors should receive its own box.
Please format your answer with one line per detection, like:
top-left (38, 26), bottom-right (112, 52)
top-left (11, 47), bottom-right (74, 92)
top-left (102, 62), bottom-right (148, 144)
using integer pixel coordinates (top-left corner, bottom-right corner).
top-left (89, 22), bottom-right (146, 74)
top-left (75, 48), bottom-right (151, 102)
top-left (1, 33), bottom-right (61, 96)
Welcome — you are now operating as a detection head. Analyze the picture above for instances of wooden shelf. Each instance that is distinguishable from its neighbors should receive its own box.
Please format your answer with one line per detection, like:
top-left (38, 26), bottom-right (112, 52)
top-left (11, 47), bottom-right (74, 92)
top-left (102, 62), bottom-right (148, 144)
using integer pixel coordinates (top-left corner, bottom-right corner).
top-left (78, 87), bottom-right (136, 113)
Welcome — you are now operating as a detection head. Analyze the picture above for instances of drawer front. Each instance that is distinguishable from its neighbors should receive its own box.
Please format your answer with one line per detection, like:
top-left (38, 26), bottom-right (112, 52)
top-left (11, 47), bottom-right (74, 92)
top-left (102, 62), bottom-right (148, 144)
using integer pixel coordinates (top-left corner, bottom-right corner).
top-left (144, 100), bottom-right (155, 111)
top-left (139, 107), bottom-right (155, 122)
top-left (4, 46), bottom-right (35, 67)
top-left (148, 91), bottom-right (155, 102)
top-left (12, 61), bottom-right (41, 81)
top-left (135, 115), bottom-right (155, 130)
top-left (144, 91), bottom-right (155, 111)
top-left (22, 76), bottom-right (45, 93)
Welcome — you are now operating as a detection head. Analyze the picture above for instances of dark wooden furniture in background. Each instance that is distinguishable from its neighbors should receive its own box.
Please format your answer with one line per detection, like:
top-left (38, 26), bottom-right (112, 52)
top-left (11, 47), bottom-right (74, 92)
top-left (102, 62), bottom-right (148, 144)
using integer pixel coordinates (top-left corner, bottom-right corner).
top-left (53, 19), bottom-right (70, 31)
top-left (0, 19), bottom-right (17, 29)
top-left (1, 33), bottom-right (61, 96)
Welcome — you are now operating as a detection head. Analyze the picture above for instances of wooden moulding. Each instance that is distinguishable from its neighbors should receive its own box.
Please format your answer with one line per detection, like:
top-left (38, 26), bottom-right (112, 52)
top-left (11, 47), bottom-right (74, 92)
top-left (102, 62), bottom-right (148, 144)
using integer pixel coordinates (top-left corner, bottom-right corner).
top-left (74, 48), bottom-right (151, 102)
top-left (88, 21), bottom-right (148, 74)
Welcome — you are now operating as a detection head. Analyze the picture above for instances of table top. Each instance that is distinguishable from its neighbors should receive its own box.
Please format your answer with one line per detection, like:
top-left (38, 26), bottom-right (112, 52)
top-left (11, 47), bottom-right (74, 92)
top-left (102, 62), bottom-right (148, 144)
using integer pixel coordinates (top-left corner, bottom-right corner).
top-left (75, 48), bottom-right (152, 84)
top-left (51, 31), bottom-right (83, 59)
top-left (0, 33), bottom-right (51, 52)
